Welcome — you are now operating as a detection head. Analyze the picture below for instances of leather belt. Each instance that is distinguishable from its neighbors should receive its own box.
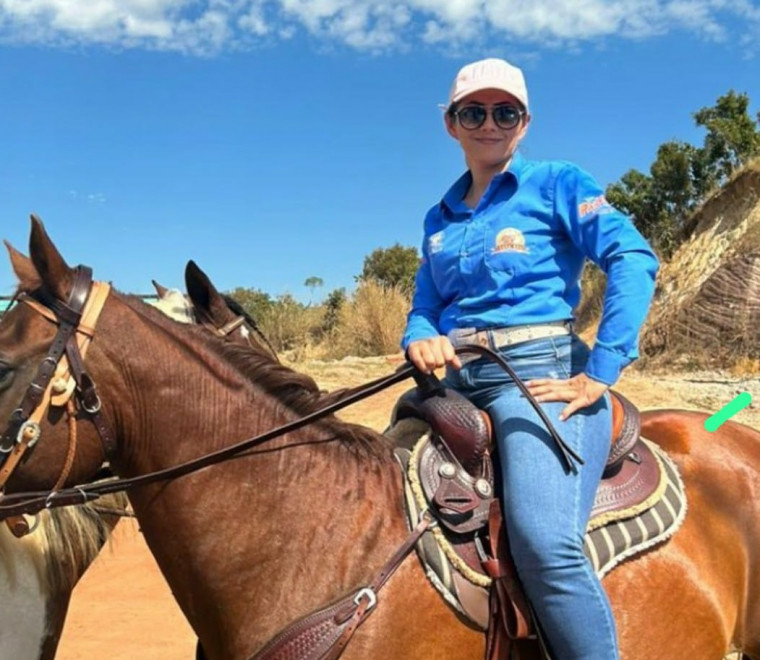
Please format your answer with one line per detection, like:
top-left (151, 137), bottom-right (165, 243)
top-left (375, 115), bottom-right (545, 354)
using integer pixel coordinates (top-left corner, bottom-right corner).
top-left (448, 321), bottom-right (572, 360)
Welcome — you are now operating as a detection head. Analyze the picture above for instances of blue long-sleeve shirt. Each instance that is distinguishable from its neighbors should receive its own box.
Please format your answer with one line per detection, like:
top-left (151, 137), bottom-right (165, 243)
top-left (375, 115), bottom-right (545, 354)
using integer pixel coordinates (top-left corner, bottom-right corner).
top-left (401, 152), bottom-right (659, 385)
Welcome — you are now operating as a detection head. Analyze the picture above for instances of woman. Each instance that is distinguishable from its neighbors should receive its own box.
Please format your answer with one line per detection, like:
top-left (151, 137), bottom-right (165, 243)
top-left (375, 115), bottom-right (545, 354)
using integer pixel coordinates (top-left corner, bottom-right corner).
top-left (402, 57), bottom-right (659, 659)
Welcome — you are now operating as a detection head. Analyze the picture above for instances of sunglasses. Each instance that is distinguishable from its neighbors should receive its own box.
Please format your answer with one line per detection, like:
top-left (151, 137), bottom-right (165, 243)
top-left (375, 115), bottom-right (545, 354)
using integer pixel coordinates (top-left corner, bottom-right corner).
top-left (451, 104), bottom-right (525, 130)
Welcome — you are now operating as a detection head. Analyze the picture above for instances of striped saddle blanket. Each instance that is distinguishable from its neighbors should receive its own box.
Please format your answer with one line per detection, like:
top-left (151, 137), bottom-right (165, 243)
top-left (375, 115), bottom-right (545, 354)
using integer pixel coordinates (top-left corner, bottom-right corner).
top-left (391, 419), bottom-right (687, 630)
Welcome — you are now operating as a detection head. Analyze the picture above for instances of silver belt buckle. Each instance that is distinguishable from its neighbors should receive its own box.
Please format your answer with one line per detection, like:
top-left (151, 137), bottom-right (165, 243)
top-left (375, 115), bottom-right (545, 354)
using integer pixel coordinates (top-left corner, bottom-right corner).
top-left (448, 329), bottom-right (482, 364)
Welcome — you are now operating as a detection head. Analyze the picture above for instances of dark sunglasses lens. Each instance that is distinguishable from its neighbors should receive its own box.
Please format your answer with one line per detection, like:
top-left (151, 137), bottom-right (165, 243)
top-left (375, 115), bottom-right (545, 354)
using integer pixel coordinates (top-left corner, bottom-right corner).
top-left (457, 106), bottom-right (486, 129)
top-left (493, 106), bottom-right (521, 128)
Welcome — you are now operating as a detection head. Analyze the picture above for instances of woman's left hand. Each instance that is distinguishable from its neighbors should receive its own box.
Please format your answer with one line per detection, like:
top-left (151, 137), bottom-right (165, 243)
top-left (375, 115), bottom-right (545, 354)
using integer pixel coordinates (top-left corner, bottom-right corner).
top-left (525, 373), bottom-right (610, 421)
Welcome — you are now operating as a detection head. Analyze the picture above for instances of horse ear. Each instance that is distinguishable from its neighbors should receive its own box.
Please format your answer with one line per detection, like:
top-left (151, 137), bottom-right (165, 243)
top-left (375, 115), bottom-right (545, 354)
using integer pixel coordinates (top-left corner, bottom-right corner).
top-left (185, 260), bottom-right (230, 323)
top-left (152, 279), bottom-right (170, 299)
top-left (28, 214), bottom-right (74, 301)
top-left (4, 240), bottom-right (42, 291)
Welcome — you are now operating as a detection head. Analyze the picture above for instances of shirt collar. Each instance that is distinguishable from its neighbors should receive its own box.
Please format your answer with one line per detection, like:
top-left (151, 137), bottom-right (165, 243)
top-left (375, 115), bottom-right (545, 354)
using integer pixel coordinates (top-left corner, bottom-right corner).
top-left (440, 151), bottom-right (526, 216)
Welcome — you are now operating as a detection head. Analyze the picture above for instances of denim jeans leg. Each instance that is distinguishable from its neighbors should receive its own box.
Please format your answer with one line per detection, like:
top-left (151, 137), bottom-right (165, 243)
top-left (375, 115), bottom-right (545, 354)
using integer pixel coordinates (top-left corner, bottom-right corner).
top-left (451, 336), bottom-right (620, 659)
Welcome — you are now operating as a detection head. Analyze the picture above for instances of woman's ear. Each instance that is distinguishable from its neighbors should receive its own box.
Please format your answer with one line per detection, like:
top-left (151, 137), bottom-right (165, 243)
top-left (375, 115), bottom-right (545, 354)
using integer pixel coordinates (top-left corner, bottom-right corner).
top-left (444, 111), bottom-right (458, 140)
top-left (518, 113), bottom-right (532, 141)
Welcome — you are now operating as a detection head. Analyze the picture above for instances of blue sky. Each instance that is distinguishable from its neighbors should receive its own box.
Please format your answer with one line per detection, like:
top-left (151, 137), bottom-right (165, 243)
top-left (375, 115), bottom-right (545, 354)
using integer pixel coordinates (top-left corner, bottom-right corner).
top-left (1, 1), bottom-right (759, 303)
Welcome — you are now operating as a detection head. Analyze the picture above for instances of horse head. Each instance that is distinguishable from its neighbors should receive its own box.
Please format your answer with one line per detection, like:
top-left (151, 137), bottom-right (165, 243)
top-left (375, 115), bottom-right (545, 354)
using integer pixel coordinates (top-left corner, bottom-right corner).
top-left (0, 216), bottom-right (111, 493)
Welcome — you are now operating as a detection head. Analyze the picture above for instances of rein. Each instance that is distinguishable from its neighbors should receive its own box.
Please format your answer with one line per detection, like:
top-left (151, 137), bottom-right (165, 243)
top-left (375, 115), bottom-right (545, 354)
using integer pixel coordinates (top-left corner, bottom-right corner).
top-left (0, 346), bottom-right (577, 520)
top-left (0, 361), bottom-right (420, 518)
top-left (0, 272), bottom-right (578, 519)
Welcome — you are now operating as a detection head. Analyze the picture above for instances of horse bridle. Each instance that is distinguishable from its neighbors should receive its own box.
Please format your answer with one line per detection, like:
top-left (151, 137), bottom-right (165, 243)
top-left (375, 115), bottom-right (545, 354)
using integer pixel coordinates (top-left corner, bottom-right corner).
top-left (0, 266), bottom-right (115, 493)
top-left (0, 267), bottom-right (577, 522)
top-left (194, 294), bottom-right (279, 361)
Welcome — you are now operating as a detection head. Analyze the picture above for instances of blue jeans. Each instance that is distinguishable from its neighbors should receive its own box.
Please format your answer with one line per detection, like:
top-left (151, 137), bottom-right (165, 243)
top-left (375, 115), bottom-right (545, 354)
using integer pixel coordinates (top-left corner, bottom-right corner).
top-left (445, 333), bottom-right (619, 660)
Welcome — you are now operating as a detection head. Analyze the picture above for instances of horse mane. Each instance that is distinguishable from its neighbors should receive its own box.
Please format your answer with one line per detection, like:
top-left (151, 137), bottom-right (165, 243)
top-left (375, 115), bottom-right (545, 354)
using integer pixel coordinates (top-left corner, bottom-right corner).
top-left (39, 495), bottom-right (128, 591)
top-left (124, 294), bottom-right (391, 460)
top-left (213, 341), bottom-right (390, 458)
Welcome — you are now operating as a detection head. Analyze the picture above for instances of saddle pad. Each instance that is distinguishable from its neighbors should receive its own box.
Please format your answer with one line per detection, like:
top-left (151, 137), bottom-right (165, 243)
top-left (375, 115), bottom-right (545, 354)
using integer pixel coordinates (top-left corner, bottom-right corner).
top-left (584, 441), bottom-right (687, 578)
top-left (391, 422), bottom-right (687, 630)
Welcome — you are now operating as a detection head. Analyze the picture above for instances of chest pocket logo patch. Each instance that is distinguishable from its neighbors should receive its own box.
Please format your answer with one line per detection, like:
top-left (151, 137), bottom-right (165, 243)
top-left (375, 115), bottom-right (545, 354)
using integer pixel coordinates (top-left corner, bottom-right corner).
top-left (493, 228), bottom-right (529, 254)
top-left (428, 231), bottom-right (444, 254)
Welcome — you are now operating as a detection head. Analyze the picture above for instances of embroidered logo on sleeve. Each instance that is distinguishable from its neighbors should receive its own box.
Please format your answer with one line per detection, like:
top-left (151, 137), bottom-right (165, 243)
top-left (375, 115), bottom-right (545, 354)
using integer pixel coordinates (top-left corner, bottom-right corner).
top-left (578, 195), bottom-right (615, 219)
top-left (492, 228), bottom-right (529, 254)
top-left (428, 231), bottom-right (444, 254)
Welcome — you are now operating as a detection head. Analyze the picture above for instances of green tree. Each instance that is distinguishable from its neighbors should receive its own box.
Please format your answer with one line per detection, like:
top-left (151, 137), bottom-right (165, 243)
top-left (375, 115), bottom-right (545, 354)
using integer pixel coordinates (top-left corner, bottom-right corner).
top-left (650, 141), bottom-right (698, 217)
top-left (651, 140), bottom-right (703, 253)
top-left (225, 287), bottom-right (273, 322)
top-left (358, 243), bottom-right (420, 294)
top-left (609, 142), bottom-right (700, 257)
top-left (322, 287), bottom-right (346, 333)
top-left (607, 89), bottom-right (760, 260)
top-left (606, 168), bottom-right (660, 239)
top-left (303, 276), bottom-right (324, 304)
top-left (693, 90), bottom-right (760, 183)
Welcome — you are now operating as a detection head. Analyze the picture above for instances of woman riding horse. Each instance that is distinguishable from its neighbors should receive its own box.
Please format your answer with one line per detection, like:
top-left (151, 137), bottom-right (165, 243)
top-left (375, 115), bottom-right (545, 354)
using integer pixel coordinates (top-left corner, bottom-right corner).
top-left (0, 217), bottom-right (758, 659)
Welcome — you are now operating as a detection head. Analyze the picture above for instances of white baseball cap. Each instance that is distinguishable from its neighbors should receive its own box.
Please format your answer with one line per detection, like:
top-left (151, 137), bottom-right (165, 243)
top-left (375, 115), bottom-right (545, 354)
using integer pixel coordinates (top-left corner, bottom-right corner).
top-left (447, 58), bottom-right (529, 111)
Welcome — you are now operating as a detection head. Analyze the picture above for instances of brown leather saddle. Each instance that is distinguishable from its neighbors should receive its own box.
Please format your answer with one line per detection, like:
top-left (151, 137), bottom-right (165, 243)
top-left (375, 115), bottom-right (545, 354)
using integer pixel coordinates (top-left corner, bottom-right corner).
top-left (392, 385), bottom-right (656, 659)
top-left (394, 386), bottom-right (650, 531)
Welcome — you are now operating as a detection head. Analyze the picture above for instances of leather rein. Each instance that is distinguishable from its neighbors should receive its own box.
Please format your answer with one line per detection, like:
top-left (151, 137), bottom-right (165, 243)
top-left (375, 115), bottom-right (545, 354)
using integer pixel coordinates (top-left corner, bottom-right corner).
top-left (0, 271), bottom-right (577, 521)
top-left (0, 268), bottom-right (579, 660)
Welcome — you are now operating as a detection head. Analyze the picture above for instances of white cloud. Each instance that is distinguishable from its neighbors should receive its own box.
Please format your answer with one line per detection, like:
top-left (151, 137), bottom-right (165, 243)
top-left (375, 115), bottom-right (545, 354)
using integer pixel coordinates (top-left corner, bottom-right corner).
top-left (67, 190), bottom-right (106, 203)
top-left (0, 0), bottom-right (756, 54)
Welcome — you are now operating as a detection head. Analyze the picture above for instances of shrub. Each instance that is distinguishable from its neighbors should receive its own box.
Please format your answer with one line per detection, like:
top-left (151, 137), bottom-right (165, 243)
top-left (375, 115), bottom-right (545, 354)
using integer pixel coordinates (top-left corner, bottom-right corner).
top-left (322, 281), bottom-right (410, 359)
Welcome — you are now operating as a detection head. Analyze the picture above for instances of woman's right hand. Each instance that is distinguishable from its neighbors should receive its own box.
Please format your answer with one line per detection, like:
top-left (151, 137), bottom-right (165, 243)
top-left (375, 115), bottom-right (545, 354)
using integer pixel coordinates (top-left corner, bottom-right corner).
top-left (406, 336), bottom-right (462, 374)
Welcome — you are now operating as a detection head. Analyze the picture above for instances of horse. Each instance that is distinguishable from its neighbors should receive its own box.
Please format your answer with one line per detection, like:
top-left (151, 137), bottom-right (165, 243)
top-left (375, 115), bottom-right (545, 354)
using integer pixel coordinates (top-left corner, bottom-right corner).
top-left (0, 243), bottom-right (130, 659)
top-left (1, 217), bottom-right (759, 659)
top-left (0, 492), bottom-right (126, 659)
top-left (151, 263), bottom-right (279, 362)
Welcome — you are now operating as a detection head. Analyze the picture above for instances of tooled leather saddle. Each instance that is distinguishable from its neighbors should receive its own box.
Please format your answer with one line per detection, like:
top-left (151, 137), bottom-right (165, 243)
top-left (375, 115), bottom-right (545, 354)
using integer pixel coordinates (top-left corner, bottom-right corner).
top-left (392, 382), bottom-right (654, 660)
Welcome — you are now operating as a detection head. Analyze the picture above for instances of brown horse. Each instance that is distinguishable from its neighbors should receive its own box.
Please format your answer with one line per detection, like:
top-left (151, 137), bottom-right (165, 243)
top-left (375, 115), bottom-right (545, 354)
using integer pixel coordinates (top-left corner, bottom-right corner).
top-left (151, 262), bottom-right (280, 361)
top-left (1, 218), bottom-right (759, 659)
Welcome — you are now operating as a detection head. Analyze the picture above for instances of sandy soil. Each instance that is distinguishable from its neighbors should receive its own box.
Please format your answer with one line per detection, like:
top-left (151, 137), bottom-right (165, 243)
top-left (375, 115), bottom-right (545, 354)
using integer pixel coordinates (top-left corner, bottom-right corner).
top-left (55, 356), bottom-right (759, 659)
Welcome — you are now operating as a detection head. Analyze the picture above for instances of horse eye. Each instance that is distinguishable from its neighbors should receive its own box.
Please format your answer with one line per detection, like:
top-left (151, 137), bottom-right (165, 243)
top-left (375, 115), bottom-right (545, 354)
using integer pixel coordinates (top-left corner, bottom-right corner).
top-left (0, 363), bottom-right (14, 390)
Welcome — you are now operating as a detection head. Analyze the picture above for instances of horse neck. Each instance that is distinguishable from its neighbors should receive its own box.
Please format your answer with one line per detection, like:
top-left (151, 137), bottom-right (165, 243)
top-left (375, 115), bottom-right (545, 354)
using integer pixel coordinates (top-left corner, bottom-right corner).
top-left (98, 298), bottom-right (407, 655)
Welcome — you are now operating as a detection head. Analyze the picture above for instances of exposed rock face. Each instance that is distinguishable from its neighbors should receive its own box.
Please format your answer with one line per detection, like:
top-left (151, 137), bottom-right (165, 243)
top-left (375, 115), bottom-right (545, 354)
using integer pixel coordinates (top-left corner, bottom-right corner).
top-left (641, 163), bottom-right (760, 363)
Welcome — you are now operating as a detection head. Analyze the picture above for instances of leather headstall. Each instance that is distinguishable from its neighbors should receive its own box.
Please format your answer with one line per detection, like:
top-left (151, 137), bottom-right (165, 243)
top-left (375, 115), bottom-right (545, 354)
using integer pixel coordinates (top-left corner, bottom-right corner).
top-left (0, 266), bottom-right (114, 492)
top-left (195, 306), bottom-right (246, 339)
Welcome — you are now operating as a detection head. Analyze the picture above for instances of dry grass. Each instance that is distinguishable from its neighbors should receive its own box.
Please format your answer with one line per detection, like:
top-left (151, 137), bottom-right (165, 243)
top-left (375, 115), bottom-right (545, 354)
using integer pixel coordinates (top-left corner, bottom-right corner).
top-left (320, 281), bottom-right (410, 359)
top-left (259, 300), bottom-right (325, 352)
top-left (574, 263), bottom-right (606, 334)
top-left (729, 356), bottom-right (760, 377)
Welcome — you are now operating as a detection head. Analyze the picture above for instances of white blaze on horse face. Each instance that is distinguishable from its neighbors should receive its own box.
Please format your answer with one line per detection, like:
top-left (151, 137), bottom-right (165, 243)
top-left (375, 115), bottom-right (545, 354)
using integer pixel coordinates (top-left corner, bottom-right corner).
top-left (0, 525), bottom-right (49, 660)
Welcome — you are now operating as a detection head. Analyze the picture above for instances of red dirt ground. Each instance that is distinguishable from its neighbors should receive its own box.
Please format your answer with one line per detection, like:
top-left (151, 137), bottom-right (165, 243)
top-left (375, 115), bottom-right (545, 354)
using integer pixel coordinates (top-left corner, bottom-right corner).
top-left (55, 521), bottom-right (196, 659)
